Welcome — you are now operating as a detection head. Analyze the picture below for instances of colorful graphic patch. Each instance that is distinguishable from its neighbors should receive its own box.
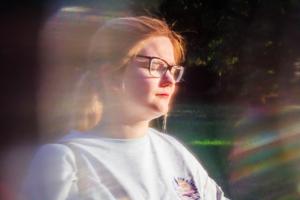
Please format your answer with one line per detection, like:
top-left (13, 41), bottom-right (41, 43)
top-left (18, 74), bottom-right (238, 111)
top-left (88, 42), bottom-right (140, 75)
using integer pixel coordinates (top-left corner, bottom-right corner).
top-left (174, 177), bottom-right (200, 200)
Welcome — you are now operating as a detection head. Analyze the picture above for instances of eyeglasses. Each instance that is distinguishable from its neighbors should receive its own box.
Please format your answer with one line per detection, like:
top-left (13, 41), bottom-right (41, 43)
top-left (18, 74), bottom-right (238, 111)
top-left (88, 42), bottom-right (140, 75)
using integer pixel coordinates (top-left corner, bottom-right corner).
top-left (135, 55), bottom-right (184, 83)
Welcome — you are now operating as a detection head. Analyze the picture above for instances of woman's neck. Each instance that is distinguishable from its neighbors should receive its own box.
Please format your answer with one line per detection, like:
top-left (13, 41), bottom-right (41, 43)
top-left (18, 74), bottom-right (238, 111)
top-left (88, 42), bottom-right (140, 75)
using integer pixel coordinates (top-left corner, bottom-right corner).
top-left (94, 99), bottom-right (155, 139)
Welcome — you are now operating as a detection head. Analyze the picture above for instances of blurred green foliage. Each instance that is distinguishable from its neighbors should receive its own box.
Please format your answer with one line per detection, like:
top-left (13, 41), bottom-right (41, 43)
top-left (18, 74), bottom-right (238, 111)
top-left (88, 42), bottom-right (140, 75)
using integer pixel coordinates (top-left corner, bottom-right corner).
top-left (131, 0), bottom-right (300, 104)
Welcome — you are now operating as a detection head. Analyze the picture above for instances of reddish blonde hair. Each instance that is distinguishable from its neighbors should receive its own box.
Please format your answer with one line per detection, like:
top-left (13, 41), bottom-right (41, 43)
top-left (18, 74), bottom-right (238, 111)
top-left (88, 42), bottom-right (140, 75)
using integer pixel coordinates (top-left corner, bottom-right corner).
top-left (71, 16), bottom-right (186, 131)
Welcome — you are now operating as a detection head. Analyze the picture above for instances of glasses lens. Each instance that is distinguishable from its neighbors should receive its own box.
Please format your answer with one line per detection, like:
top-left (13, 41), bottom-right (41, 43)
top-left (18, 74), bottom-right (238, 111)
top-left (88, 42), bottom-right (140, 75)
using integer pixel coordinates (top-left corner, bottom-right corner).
top-left (150, 58), bottom-right (168, 77)
top-left (149, 58), bottom-right (184, 82)
top-left (171, 66), bottom-right (184, 82)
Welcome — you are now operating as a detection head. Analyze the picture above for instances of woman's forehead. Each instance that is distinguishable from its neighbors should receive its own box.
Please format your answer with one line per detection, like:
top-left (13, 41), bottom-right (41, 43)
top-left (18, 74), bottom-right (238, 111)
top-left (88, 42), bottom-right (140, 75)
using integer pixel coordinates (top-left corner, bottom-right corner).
top-left (138, 36), bottom-right (175, 63)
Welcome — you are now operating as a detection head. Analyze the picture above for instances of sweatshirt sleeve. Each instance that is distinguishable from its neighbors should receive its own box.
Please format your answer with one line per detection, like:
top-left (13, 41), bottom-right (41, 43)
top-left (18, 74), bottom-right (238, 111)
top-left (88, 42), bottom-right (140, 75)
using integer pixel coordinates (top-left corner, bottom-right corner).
top-left (202, 173), bottom-right (230, 200)
top-left (21, 144), bottom-right (79, 200)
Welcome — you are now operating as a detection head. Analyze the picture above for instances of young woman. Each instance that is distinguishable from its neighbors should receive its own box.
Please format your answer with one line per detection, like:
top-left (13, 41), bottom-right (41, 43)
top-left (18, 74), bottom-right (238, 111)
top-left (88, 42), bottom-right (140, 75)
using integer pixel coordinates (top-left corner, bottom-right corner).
top-left (23, 16), bottom-right (229, 200)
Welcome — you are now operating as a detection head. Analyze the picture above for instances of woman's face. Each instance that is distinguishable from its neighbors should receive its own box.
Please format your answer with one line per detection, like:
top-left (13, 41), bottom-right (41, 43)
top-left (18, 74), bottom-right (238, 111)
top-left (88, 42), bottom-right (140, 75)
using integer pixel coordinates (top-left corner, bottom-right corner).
top-left (121, 36), bottom-right (177, 120)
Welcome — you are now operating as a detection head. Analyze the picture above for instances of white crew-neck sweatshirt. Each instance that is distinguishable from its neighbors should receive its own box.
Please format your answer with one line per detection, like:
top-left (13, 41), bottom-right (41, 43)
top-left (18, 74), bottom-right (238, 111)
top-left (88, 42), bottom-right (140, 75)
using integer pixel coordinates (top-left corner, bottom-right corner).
top-left (22, 128), bottom-right (229, 200)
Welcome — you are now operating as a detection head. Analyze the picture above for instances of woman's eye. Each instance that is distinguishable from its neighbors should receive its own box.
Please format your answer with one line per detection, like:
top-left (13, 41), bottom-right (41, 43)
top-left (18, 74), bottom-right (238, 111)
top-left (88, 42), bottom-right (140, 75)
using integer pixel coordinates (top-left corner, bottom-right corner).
top-left (152, 61), bottom-right (166, 70)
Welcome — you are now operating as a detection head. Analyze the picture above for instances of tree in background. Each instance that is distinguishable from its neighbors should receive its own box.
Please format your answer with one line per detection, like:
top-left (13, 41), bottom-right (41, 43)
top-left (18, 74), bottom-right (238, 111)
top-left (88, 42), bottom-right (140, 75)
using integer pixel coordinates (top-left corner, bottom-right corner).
top-left (133, 0), bottom-right (300, 105)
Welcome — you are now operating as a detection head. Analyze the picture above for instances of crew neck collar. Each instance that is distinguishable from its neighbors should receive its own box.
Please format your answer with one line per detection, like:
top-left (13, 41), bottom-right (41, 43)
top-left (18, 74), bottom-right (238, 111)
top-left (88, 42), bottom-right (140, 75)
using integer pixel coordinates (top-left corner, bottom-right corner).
top-left (60, 129), bottom-right (151, 145)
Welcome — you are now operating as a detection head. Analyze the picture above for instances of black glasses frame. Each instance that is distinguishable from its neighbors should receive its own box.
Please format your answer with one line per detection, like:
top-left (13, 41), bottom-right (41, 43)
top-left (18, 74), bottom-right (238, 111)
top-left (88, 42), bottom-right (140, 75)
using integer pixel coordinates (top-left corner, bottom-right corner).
top-left (135, 54), bottom-right (184, 82)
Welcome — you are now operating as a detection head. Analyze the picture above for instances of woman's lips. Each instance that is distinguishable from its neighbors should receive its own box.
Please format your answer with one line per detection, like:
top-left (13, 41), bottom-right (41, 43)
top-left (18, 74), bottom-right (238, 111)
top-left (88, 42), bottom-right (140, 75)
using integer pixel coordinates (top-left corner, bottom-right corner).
top-left (156, 93), bottom-right (170, 98)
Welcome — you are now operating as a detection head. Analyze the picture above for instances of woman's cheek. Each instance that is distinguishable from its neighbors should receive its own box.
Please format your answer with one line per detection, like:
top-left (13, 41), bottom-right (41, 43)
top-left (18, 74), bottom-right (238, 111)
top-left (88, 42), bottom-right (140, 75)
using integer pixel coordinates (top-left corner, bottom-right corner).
top-left (126, 78), bottom-right (151, 101)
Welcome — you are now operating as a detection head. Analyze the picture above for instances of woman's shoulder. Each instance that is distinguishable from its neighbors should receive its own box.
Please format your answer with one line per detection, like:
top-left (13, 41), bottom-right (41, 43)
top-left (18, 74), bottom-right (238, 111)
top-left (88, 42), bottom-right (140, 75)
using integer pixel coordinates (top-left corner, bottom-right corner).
top-left (31, 129), bottom-right (103, 166)
top-left (29, 143), bottom-right (76, 171)
top-left (148, 128), bottom-right (195, 157)
top-left (148, 128), bottom-right (209, 178)
top-left (29, 130), bottom-right (85, 169)
top-left (149, 128), bottom-right (207, 166)
top-left (34, 143), bottom-right (73, 157)
top-left (23, 143), bottom-right (78, 200)
top-left (148, 128), bottom-right (189, 149)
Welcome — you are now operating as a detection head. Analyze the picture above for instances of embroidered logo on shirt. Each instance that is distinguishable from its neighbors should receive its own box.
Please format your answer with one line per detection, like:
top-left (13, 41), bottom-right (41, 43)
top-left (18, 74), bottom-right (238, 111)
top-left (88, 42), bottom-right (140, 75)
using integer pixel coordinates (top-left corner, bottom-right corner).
top-left (174, 177), bottom-right (200, 200)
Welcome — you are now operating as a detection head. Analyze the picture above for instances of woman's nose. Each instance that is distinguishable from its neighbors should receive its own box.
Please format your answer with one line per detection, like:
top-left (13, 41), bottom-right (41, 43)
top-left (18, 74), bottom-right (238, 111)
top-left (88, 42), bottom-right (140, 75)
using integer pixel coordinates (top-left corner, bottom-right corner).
top-left (160, 70), bottom-right (175, 87)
